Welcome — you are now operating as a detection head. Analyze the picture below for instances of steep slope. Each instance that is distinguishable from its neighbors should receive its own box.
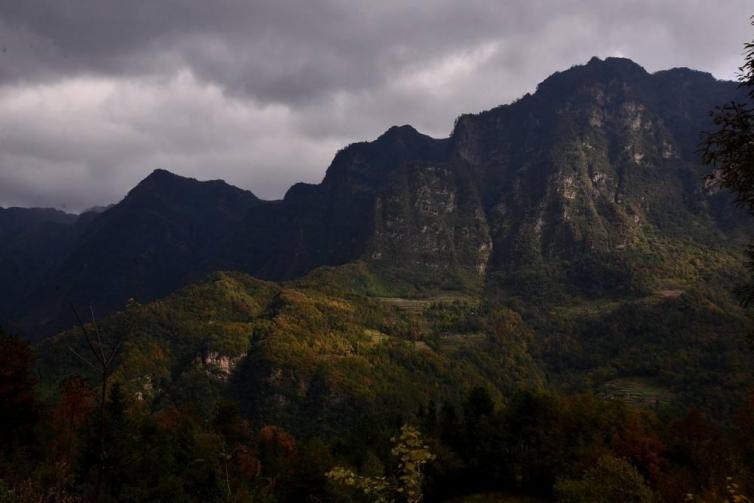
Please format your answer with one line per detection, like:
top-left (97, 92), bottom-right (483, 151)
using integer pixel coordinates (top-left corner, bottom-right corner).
top-left (0, 207), bottom-right (79, 321)
top-left (227, 124), bottom-right (470, 288)
top-left (452, 58), bottom-right (747, 297)
top-left (229, 57), bottom-right (748, 298)
top-left (223, 125), bottom-right (491, 290)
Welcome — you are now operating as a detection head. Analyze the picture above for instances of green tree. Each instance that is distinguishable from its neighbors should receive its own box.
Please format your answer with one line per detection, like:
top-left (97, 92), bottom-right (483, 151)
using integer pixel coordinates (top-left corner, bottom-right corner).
top-left (702, 16), bottom-right (754, 302)
top-left (327, 424), bottom-right (436, 502)
top-left (555, 455), bottom-right (654, 503)
top-left (464, 386), bottom-right (494, 422)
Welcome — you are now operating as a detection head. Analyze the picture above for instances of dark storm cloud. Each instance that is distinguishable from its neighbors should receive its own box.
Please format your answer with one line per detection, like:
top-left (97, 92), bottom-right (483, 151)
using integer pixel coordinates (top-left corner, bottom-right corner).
top-left (0, 0), bottom-right (751, 210)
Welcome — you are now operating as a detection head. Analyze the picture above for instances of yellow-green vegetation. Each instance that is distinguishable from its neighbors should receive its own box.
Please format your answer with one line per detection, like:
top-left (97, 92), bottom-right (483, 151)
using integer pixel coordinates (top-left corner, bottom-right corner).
top-left (522, 279), bottom-right (754, 411)
top-left (288, 261), bottom-right (390, 297)
top-left (555, 455), bottom-right (654, 502)
top-left (327, 424), bottom-right (435, 503)
top-left (33, 251), bottom-right (754, 432)
top-left (623, 232), bottom-right (748, 291)
top-left (34, 270), bottom-right (544, 433)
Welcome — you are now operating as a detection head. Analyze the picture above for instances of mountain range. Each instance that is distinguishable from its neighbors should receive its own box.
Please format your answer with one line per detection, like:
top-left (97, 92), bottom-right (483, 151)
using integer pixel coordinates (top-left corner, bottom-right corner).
top-left (1, 56), bottom-right (749, 339)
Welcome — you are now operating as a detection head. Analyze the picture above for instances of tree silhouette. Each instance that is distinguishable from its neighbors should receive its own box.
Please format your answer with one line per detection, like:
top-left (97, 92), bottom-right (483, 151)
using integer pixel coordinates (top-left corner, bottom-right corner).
top-left (67, 306), bottom-right (122, 502)
top-left (702, 16), bottom-right (754, 302)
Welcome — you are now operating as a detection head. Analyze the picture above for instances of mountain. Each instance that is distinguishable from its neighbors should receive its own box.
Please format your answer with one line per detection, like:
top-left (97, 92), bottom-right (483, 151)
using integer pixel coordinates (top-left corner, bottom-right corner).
top-left (228, 57), bottom-right (747, 299)
top-left (1, 57), bottom-right (749, 337)
top-left (7, 170), bottom-right (262, 336)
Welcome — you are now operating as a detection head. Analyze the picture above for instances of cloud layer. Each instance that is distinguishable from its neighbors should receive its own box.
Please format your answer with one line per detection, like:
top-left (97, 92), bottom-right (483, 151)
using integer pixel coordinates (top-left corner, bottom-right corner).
top-left (0, 0), bottom-right (751, 210)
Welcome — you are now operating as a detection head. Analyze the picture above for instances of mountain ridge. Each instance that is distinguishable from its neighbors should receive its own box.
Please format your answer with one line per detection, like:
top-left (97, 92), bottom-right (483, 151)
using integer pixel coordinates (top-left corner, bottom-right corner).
top-left (1, 56), bottom-right (749, 336)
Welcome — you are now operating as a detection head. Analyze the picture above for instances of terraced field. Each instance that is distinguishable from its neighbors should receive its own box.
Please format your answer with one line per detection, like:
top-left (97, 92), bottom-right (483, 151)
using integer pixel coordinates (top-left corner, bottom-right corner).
top-left (377, 294), bottom-right (477, 314)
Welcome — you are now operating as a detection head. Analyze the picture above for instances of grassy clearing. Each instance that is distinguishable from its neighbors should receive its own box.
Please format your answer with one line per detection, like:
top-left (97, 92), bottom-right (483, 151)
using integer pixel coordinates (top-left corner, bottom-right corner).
top-left (598, 377), bottom-right (675, 407)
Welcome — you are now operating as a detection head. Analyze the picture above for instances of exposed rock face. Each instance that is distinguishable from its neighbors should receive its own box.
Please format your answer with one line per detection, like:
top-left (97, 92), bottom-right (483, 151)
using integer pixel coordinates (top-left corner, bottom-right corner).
top-left (228, 57), bottom-right (746, 295)
top-left (449, 59), bottom-right (740, 272)
top-left (196, 350), bottom-right (243, 381)
top-left (366, 159), bottom-right (491, 275)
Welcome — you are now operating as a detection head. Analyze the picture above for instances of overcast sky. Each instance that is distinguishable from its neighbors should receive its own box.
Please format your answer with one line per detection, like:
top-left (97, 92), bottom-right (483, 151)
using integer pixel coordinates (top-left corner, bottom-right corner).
top-left (0, 0), bottom-right (752, 211)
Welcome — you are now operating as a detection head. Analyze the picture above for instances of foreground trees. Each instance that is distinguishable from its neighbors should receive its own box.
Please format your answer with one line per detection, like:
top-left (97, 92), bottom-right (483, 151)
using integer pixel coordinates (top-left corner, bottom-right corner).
top-left (327, 424), bottom-right (435, 502)
top-left (0, 329), bottom-right (37, 455)
top-left (703, 16), bottom-right (754, 302)
top-left (4, 351), bottom-right (754, 502)
top-left (556, 455), bottom-right (654, 503)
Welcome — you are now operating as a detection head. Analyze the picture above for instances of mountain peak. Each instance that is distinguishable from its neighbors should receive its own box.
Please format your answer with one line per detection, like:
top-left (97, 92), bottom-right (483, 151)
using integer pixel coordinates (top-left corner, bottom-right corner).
top-left (320, 124), bottom-right (448, 187)
top-left (653, 66), bottom-right (719, 84)
top-left (535, 56), bottom-right (649, 98)
top-left (378, 124), bottom-right (421, 139)
top-left (127, 169), bottom-right (189, 195)
top-left (144, 168), bottom-right (181, 180)
top-left (126, 169), bottom-right (259, 202)
top-left (136, 168), bottom-right (189, 188)
top-left (587, 56), bottom-right (647, 72)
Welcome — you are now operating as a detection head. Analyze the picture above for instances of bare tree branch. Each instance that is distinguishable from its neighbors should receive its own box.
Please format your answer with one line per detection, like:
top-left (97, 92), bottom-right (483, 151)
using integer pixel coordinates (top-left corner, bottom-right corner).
top-left (67, 346), bottom-right (98, 371)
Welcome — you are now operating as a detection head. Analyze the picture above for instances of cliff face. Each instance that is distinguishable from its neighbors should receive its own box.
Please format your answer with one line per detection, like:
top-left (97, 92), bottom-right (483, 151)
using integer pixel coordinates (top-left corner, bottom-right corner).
top-left (230, 57), bottom-right (746, 295)
top-left (450, 58), bottom-right (745, 293)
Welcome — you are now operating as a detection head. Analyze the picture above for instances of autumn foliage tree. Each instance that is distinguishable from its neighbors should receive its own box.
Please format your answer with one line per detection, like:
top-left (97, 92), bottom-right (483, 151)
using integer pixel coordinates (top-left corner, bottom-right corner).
top-left (0, 328), bottom-right (38, 457)
top-left (50, 377), bottom-right (96, 466)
